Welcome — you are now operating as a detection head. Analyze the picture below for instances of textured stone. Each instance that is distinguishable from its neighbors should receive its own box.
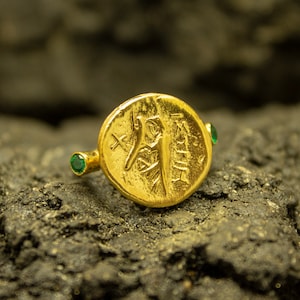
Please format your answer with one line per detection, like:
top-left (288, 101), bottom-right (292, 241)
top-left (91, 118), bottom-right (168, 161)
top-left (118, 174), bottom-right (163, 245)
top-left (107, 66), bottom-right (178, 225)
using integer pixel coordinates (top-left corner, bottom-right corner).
top-left (0, 103), bottom-right (299, 299)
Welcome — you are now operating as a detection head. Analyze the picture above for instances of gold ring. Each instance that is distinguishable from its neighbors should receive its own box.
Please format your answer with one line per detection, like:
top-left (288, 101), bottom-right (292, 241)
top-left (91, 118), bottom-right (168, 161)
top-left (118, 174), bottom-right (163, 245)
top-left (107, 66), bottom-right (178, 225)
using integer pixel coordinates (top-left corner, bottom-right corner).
top-left (70, 93), bottom-right (217, 207)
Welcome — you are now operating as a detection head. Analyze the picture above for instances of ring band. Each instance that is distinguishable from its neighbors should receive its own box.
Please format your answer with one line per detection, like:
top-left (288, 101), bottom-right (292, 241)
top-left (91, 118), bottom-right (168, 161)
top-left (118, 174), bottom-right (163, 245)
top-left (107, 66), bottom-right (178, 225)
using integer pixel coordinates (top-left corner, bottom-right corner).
top-left (70, 93), bottom-right (217, 207)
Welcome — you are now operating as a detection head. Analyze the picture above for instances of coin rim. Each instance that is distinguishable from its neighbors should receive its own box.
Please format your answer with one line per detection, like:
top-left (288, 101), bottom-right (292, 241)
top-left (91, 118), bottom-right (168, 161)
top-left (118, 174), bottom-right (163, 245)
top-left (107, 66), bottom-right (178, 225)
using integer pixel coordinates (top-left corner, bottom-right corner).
top-left (98, 93), bottom-right (212, 207)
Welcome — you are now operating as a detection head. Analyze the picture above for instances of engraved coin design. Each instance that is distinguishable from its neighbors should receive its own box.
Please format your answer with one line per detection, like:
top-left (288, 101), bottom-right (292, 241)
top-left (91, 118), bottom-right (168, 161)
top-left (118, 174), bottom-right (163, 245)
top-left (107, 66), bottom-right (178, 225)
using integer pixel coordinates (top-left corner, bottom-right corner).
top-left (98, 93), bottom-right (212, 207)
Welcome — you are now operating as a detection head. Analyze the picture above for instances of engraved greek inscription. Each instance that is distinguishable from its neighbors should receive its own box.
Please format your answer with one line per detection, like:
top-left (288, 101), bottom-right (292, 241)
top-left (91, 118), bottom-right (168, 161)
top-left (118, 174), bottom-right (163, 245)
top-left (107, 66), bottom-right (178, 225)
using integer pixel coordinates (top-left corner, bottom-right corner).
top-left (198, 154), bottom-right (205, 165)
top-left (174, 119), bottom-right (189, 142)
top-left (171, 116), bottom-right (191, 185)
top-left (192, 135), bottom-right (200, 147)
top-left (110, 133), bottom-right (128, 151)
top-left (171, 113), bottom-right (184, 118)
top-left (172, 158), bottom-right (190, 184)
top-left (172, 165), bottom-right (189, 184)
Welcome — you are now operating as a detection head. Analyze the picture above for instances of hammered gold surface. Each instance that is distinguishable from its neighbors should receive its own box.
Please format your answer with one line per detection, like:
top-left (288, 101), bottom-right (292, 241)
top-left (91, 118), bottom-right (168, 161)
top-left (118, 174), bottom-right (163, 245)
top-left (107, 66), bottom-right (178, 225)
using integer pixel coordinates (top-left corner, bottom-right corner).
top-left (98, 93), bottom-right (212, 207)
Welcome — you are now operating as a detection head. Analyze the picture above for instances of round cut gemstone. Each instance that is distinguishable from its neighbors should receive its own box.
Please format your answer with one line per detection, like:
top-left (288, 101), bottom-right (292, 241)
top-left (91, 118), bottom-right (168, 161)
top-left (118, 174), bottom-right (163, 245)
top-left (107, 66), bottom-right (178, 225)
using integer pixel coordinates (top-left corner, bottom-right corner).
top-left (210, 123), bottom-right (218, 145)
top-left (70, 153), bottom-right (86, 175)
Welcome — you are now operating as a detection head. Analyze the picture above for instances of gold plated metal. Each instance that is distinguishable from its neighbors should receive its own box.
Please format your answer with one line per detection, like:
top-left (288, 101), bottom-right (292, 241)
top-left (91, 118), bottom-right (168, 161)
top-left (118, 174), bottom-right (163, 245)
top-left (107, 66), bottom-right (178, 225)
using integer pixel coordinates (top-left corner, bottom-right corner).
top-left (70, 93), bottom-right (216, 208)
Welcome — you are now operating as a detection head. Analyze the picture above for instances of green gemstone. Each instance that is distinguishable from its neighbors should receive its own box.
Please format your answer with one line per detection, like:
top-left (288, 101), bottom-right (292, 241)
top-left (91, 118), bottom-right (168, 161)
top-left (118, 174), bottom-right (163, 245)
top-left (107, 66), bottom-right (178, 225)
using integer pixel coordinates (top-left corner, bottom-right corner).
top-left (70, 153), bottom-right (86, 175)
top-left (210, 123), bottom-right (218, 145)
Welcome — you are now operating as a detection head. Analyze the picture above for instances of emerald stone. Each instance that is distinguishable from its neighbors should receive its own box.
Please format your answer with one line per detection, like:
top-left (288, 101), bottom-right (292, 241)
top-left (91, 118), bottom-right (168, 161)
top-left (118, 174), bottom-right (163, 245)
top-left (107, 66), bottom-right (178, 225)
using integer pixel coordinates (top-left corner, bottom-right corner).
top-left (210, 123), bottom-right (218, 145)
top-left (206, 123), bottom-right (218, 145)
top-left (70, 153), bottom-right (86, 175)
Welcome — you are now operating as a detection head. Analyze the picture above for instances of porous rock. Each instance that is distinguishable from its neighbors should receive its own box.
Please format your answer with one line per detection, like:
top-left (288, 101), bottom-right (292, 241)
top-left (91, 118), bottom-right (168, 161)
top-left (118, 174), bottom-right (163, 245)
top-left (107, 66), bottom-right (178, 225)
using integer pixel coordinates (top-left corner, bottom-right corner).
top-left (0, 104), bottom-right (299, 299)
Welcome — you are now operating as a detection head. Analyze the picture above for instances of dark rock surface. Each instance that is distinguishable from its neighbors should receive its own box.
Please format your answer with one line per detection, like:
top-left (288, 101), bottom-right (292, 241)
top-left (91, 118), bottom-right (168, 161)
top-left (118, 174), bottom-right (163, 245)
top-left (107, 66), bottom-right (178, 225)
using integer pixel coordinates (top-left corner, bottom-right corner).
top-left (0, 103), bottom-right (299, 299)
top-left (1, 0), bottom-right (300, 124)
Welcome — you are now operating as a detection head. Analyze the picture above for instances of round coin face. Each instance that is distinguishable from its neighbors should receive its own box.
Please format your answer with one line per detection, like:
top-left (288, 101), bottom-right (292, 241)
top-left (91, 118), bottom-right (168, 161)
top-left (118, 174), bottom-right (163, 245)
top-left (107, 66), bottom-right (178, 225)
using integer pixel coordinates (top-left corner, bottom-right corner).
top-left (98, 93), bottom-right (212, 207)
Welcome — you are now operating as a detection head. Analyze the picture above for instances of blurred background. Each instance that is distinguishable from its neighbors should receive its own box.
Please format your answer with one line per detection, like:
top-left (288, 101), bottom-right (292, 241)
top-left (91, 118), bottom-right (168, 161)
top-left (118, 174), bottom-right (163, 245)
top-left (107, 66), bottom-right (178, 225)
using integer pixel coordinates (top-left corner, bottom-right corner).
top-left (0, 0), bottom-right (299, 125)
